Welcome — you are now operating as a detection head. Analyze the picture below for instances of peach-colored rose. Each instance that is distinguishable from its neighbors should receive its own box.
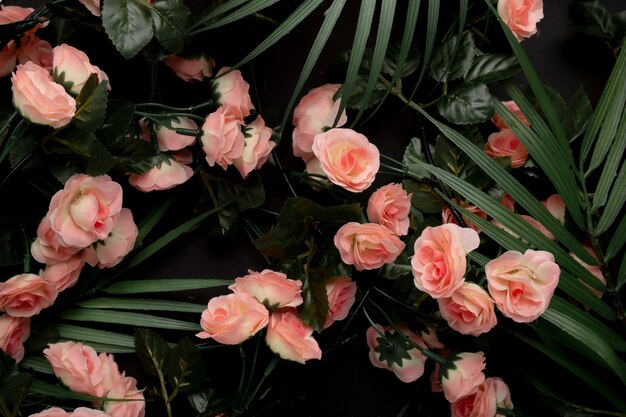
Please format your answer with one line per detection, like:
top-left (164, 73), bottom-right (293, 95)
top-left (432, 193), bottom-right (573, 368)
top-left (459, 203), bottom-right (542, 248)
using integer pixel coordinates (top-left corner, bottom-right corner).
top-left (451, 377), bottom-right (514, 417)
top-left (0, 273), bottom-right (57, 317)
top-left (232, 115), bottom-right (275, 178)
top-left (83, 208), bottom-right (138, 269)
top-left (78, 0), bottom-right (101, 16)
top-left (48, 174), bottom-right (123, 248)
top-left (101, 372), bottom-right (145, 417)
top-left (128, 153), bottom-right (194, 192)
top-left (440, 351), bottom-right (486, 402)
top-left (571, 245), bottom-right (605, 299)
top-left (366, 323), bottom-right (428, 383)
top-left (29, 408), bottom-right (111, 417)
top-left (41, 254), bottom-right (85, 292)
top-left (292, 83), bottom-right (347, 160)
top-left (0, 41), bottom-right (17, 77)
top-left (201, 106), bottom-right (245, 169)
top-left (411, 224), bottom-right (480, 299)
top-left (31, 213), bottom-right (83, 264)
top-left (312, 128), bottom-right (380, 193)
top-left (542, 194), bottom-right (565, 225)
top-left (52, 44), bottom-right (110, 95)
top-left (486, 249), bottom-right (560, 323)
top-left (212, 67), bottom-right (254, 120)
top-left (265, 309), bottom-right (322, 364)
top-left (438, 282), bottom-right (497, 336)
top-left (519, 214), bottom-right (555, 240)
top-left (441, 199), bottom-right (487, 234)
top-left (196, 293), bottom-right (269, 345)
top-left (484, 129), bottom-right (528, 169)
top-left (420, 327), bottom-right (446, 350)
top-left (43, 341), bottom-right (107, 396)
top-left (164, 54), bottom-right (215, 82)
top-left (0, 6), bottom-right (46, 37)
top-left (17, 36), bottom-right (53, 72)
top-left (491, 100), bottom-right (530, 131)
top-left (323, 276), bottom-right (357, 329)
top-left (152, 117), bottom-right (198, 151)
top-left (229, 269), bottom-right (303, 309)
top-left (0, 314), bottom-right (30, 363)
top-left (367, 183), bottom-right (412, 236)
top-left (334, 222), bottom-right (405, 271)
top-left (500, 193), bottom-right (516, 211)
top-left (497, 0), bottom-right (544, 42)
top-left (11, 61), bottom-right (76, 128)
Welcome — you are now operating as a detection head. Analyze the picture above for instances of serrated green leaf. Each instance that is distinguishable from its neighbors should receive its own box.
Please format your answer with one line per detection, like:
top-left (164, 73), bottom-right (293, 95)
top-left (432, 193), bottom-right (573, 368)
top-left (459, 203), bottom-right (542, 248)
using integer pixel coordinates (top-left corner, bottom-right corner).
top-left (79, 297), bottom-right (206, 313)
top-left (58, 309), bottom-right (201, 331)
top-left (97, 98), bottom-right (135, 141)
top-left (438, 82), bottom-right (493, 124)
top-left (102, 0), bottom-right (154, 59)
top-left (166, 336), bottom-right (204, 393)
top-left (429, 30), bottom-right (475, 82)
top-left (463, 53), bottom-right (520, 84)
top-left (135, 328), bottom-right (171, 377)
top-left (402, 137), bottom-right (431, 180)
top-left (300, 269), bottom-right (329, 331)
top-left (103, 279), bottom-right (231, 294)
top-left (72, 75), bottom-right (108, 133)
top-left (216, 172), bottom-right (265, 211)
top-left (564, 86), bottom-right (593, 142)
top-left (83, 135), bottom-right (116, 176)
top-left (151, 0), bottom-right (191, 53)
top-left (402, 179), bottom-right (444, 214)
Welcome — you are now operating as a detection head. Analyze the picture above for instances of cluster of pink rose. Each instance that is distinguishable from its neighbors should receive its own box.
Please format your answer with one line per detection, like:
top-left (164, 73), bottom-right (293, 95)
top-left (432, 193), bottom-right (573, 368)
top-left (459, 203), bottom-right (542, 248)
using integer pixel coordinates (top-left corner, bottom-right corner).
top-left (196, 269), bottom-right (356, 364)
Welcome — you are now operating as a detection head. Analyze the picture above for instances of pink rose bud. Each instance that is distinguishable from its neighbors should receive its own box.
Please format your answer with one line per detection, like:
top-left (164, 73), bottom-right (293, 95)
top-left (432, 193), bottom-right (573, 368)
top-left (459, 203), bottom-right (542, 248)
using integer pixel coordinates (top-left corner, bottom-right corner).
top-left (43, 341), bottom-right (107, 397)
top-left (438, 282), bottom-right (497, 336)
top-left (52, 44), bottom-right (110, 95)
top-left (78, 0), bottom-right (101, 16)
top-left (497, 0), bottom-right (544, 42)
top-left (31, 213), bottom-right (83, 265)
top-left (486, 249), bottom-right (560, 323)
top-left (83, 208), bottom-right (138, 269)
top-left (265, 309), bottom-right (322, 364)
top-left (541, 194), bottom-right (565, 225)
top-left (212, 66), bottom-right (255, 120)
top-left (0, 41), bottom-right (17, 78)
top-left (441, 198), bottom-right (487, 234)
top-left (17, 36), bottom-right (53, 72)
top-left (164, 54), bottom-right (215, 82)
top-left (484, 129), bottom-right (529, 169)
top-left (491, 100), bottom-right (530, 131)
top-left (312, 128), bottom-right (380, 193)
top-left (232, 115), bottom-right (275, 179)
top-left (366, 183), bottom-right (412, 236)
top-left (440, 351), bottom-right (487, 403)
top-left (201, 106), bottom-right (245, 169)
top-left (0, 273), bottom-right (58, 317)
top-left (450, 377), bottom-right (514, 417)
top-left (40, 254), bottom-right (85, 292)
top-left (411, 224), bottom-right (480, 299)
top-left (229, 269), bottom-right (303, 309)
top-left (128, 155), bottom-right (194, 192)
top-left (0, 314), bottom-right (30, 363)
top-left (323, 276), bottom-right (357, 329)
top-left (292, 83), bottom-right (348, 161)
top-left (11, 61), bottom-right (76, 128)
top-left (196, 293), bottom-right (269, 345)
top-left (334, 222), bottom-right (405, 271)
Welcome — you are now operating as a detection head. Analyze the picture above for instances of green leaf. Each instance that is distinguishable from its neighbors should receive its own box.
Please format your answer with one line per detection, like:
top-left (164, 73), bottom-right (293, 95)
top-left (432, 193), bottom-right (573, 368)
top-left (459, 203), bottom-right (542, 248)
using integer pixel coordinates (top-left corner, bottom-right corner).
top-left (563, 86), bottom-right (593, 142)
top-left (135, 328), bottom-right (171, 377)
top-left (618, 250), bottom-right (626, 291)
top-left (135, 194), bottom-right (175, 248)
top-left (166, 336), bottom-right (205, 393)
top-left (429, 30), bottom-right (475, 82)
top-left (72, 75), bottom-right (109, 133)
top-left (300, 269), bottom-right (329, 332)
top-left (56, 324), bottom-right (137, 348)
top-left (201, 0), bottom-right (280, 30)
top-left (82, 136), bottom-right (116, 176)
top-left (102, 0), bottom-right (154, 59)
top-left (19, 357), bottom-right (53, 374)
top-left (29, 379), bottom-right (137, 402)
top-left (58, 309), bottom-right (201, 331)
top-left (406, 0), bottom-right (438, 101)
top-left (103, 279), bottom-right (232, 294)
top-left (402, 179), bottom-right (444, 214)
top-left (151, 0), bottom-right (192, 53)
top-left (591, 112), bottom-right (626, 212)
top-left (7, 124), bottom-right (43, 170)
top-left (216, 172), bottom-right (265, 211)
top-left (605, 213), bottom-right (626, 260)
top-left (79, 297), bottom-right (206, 313)
top-left (437, 82), bottom-right (493, 124)
top-left (402, 137), bottom-right (431, 180)
top-left (570, 0), bottom-right (626, 40)
top-left (463, 53), bottom-right (520, 84)
top-left (97, 98), bottom-right (135, 141)
top-left (595, 159), bottom-right (626, 234)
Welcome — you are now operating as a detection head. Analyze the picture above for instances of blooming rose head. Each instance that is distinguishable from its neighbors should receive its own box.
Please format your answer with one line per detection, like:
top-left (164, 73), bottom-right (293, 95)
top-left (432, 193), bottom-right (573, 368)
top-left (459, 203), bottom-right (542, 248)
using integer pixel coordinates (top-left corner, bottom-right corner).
top-left (323, 276), bottom-right (357, 329)
top-left (292, 83), bottom-right (347, 160)
top-left (519, 214), bottom-right (555, 240)
top-left (441, 199), bottom-right (487, 234)
top-left (28, 408), bottom-right (111, 417)
top-left (542, 194), bottom-right (565, 225)
top-left (571, 245), bottom-right (606, 300)
top-left (497, 0), bottom-right (544, 42)
top-left (312, 128), bottom-right (380, 192)
top-left (17, 36), bottom-right (53, 72)
top-left (232, 115), bottom-right (275, 178)
top-left (196, 293), bottom-right (269, 345)
top-left (200, 106), bottom-right (245, 169)
top-left (43, 341), bottom-right (106, 396)
top-left (303, 156), bottom-right (333, 190)
top-left (366, 183), bottom-right (412, 236)
top-left (164, 54), bottom-right (215, 82)
top-left (334, 222), bottom-right (405, 271)
top-left (485, 129), bottom-right (529, 169)
top-left (0, 273), bottom-right (58, 317)
top-left (450, 377), bottom-right (514, 417)
top-left (31, 212), bottom-right (83, 265)
top-left (491, 100), bottom-right (530, 130)
top-left (78, 0), bottom-right (101, 16)
top-left (40, 254), bottom-right (85, 292)
top-left (265, 309), bottom-right (322, 364)
top-left (0, 6), bottom-right (46, 37)
top-left (438, 282), bottom-right (497, 336)
top-left (229, 269), bottom-right (303, 309)
top-left (0, 314), bottom-right (30, 363)
top-left (11, 61), bottom-right (76, 128)
top-left (129, 152), bottom-right (194, 193)
top-left (101, 372), bottom-right (146, 417)
top-left (143, 116), bottom-right (198, 152)
top-left (440, 351), bottom-right (486, 402)
top-left (366, 323), bottom-right (428, 383)
top-left (83, 208), bottom-right (138, 269)
top-left (411, 224), bottom-right (480, 299)
top-left (53, 44), bottom-right (110, 95)
top-left (212, 67), bottom-right (254, 120)
top-left (485, 249), bottom-right (560, 323)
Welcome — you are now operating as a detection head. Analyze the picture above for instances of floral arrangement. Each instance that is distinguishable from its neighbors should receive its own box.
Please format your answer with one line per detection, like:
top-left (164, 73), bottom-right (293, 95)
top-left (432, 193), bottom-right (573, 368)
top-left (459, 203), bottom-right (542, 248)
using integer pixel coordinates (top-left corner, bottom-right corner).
top-left (0, 0), bottom-right (625, 416)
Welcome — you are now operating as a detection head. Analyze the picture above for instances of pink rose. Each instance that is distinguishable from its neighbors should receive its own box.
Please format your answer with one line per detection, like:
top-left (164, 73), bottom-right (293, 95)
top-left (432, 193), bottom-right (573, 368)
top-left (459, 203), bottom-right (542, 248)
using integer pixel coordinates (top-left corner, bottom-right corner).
top-left (410, 224), bottom-right (480, 299)
top-left (29, 408), bottom-right (111, 417)
top-left (200, 106), bottom-right (245, 169)
top-left (497, 0), bottom-right (544, 42)
top-left (212, 67), bottom-right (254, 120)
top-left (0, 6), bottom-right (46, 37)
top-left (438, 282), bottom-right (497, 336)
top-left (440, 351), bottom-right (486, 402)
top-left (52, 44), bottom-right (110, 95)
top-left (11, 61), bottom-right (76, 128)
top-left (17, 36), bottom-right (53, 72)
top-left (500, 193), bottom-right (516, 211)
top-left (334, 222), bottom-right (405, 271)
top-left (323, 276), bottom-right (357, 329)
top-left (41, 254), bottom-right (85, 292)
top-left (101, 372), bottom-right (145, 417)
top-left (484, 129), bottom-right (529, 169)
top-left (83, 208), bottom-right (138, 269)
top-left (0, 314), bottom-right (30, 363)
top-left (366, 183), bottom-right (412, 236)
top-left (229, 269), bottom-right (303, 309)
top-left (491, 100), bottom-right (530, 131)
top-left (542, 194), bottom-right (565, 225)
top-left (153, 117), bottom-right (198, 151)
top-left (519, 214), bottom-right (555, 240)
top-left (233, 115), bottom-right (275, 178)
top-left (196, 293), bottom-right (269, 345)
top-left (292, 83), bottom-right (347, 160)
top-left (312, 128), bottom-right (380, 193)
top-left (31, 212), bottom-right (83, 264)
top-left (43, 341), bottom-right (107, 396)
top-left (0, 273), bottom-right (57, 317)
top-left (485, 249), bottom-right (560, 323)
top-left (48, 174), bottom-right (123, 248)
top-left (442, 199), bottom-right (487, 234)
top-left (78, 0), bottom-right (101, 16)
top-left (571, 245), bottom-right (605, 299)
top-left (265, 309), bottom-right (322, 364)
top-left (366, 323), bottom-right (428, 383)
top-left (0, 41), bottom-right (17, 78)
top-left (128, 154), bottom-right (194, 192)
top-left (164, 54), bottom-right (215, 82)
top-left (451, 377), bottom-right (514, 417)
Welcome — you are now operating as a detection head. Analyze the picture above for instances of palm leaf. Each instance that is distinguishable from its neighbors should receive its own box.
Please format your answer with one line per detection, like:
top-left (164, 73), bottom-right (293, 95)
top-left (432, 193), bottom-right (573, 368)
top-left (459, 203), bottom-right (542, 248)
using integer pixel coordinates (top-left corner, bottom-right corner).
top-left (595, 159), bottom-right (626, 234)
top-left (103, 278), bottom-right (231, 294)
top-left (78, 297), bottom-right (206, 313)
top-left (56, 324), bottom-right (137, 348)
top-left (606, 213), bottom-right (626, 260)
top-left (591, 113), bottom-right (626, 212)
top-left (190, 0), bottom-right (280, 33)
top-left (57, 309), bottom-right (201, 331)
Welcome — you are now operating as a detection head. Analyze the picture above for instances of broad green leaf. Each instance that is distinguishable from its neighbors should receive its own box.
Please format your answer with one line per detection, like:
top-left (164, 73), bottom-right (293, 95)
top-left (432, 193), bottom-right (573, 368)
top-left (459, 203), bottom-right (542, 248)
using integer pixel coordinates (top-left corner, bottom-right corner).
top-left (606, 213), bottom-right (626, 260)
top-left (402, 179), bottom-right (444, 214)
top-left (102, 0), bottom-right (154, 59)
top-left (202, 0), bottom-right (280, 30)
top-left (595, 160), bottom-right (626, 234)
top-left (72, 75), bottom-right (108, 133)
top-left (103, 279), bottom-right (231, 294)
top-left (56, 324), bottom-right (137, 348)
top-left (19, 357), bottom-right (53, 374)
top-left (429, 30), bottom-right (475, 82)
top-left (82, 135), bottom-right (116, 176)
top-left (166, 336), bottom-right (205, 393)
top-left (151, 0), bottom-right (192, 53)
top-left (135, 328), bottom-right (171, 377)
top-left (570, 0), bottom-right (626, 40)
top-left (437, 82), bottom-right (493, 124)
top-left (30, 379), bottom-right (142, 402)
top-left (7, 122), bottom-right (42, 170)
top-left (463, 53), bottom-right (520, 84)
top-left (216, 172), bottom-right (265, 211)
top-left (135, 194), bottom-right (175, 247)
top-left (301, 269), bottom-right (330, 331)
top-left (97, 98), bottom-right (135, 142)
top-left (79, 297), bottom-right (206, 313)
top-left (57, 309), bottom-right (201, 331)
top-left (564, 86), bottom-right (593, 142)
top-left (592, 112), bottom-right (626, 212)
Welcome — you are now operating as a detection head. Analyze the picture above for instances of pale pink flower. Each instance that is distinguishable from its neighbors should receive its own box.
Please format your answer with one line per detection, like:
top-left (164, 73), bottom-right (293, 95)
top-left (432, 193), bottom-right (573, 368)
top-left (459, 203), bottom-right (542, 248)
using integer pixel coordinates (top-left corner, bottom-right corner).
top-left (542, 194), bottom-right (565, 225)
top-left (366, 183), bottom-right (412, 236)
top-left (142, 116), bottom-right (198, 152)
top-left (420, 327), bottom-right (446, 350)
top-left (0, 273), bottom-right (57, 317)
top-left (43, 341), bottom-right (107, 396)
top-left (519, 214), bottom-right (555, 240)
top-left (451, 377), bottom-right (514, 417)
top-left (128, 155), bottom-right (194, 192)
top-left (28, 407), bottom-right (111, 417)
top-left (212, 66), bottom-right (254, 120)
top-left (201, 106), bottom-right (245, 169)
top-left (164, 54), bottom-right (215, 82)
top-left (438, 282), bottom-right (497, 336)
top-left (440, 351), bottom-right (486, 402)
top-left (232, 115), bottom-right (275, 178)
top-left (571, 245), bottom-right (605, 299)
top-left (229, 269), bottom-right (303, 309)
top-left (83, 208), bottom-right (138, 268)
top-left (52, 44), bottom-right (110, 95)
top-left (485, 129), bottom-right (528, 169)
top-left (441, 199), bottom-right (487, 234)
top-left (31, 213), bottom-right (83, 265)
top-left (40, 254), bottom-right (85, 292)
top-left (323, 276), bottom-right (357, 329)
top-left (0, 6), bottom-right (46, 37)
top-left (265, 309), bottom-right (322, 364)
top-left (497, 0), bottom-right (544, 42)
top-left (17, 36), bottom-right (53, 72)
top-left (491, 100), bottom-right (530, 131)
top-left (101, 372), bottom-right (145, 417)
top-left (0, 314), bottom-right (30, 363)
top-left (334, 222), bottom-right (405, 271)
top-left (78, 0), bottom-right (101, 16)
top-left (0, 41), bottom-right (17, 78)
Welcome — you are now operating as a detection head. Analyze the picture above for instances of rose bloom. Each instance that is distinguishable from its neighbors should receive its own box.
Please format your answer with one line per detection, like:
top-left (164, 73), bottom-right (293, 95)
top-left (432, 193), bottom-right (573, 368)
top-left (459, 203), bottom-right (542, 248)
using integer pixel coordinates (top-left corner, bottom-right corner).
top-left (41, 254), bottom-right (85, 292)
top-left (17, 36), bottom-right (53, 72)
top-left (519, 214), bottom-right (555, 240)
top-left (29, 408), bottom-right (111, 417)
top-left (201, 106), bottom-right (245, 169)
top-left (411, 224), bottom-right (480, 299)
top-left (229, 269), bottom-right (303, 309)
top-left (265, 309), bottom-right (322, 364)
top-left (83, 208), bottom-right (138, 269)
top-left (233, 115), bottom-right (275, 179)
top-left (323, 276), bottom-right (357, 329)
top-left (11, 61), bottom-right (76, 128)
top-left (451, 377), bottom-right (514, 417)
top-left (0, 273), bottom-right (58, 317)
top-left (78, 0), bottom-right (101, 16)
top-left (312, 128), bottom-right (380, 192)
top-left (292, 83), bottom-right (347, 160)
top-left (441, 199), bottom-right (487, 234)
top-left (212, 66), bottom-right (254, 120)
top-left (0, 41), bottom-right (17, 78)
top-left (0, 314), bottom-right (30, 363)
top-left (53, 44), bottom-right (110, 95)
top-left (129, 152), bottom-right (194, 192)
top-left (497, 0), bottom-right (544, 42)
top-left (500, 193), bottom-right (516, 211)
top-left (542, 194), bottom-right (565, 225)
top-left (571, 245), bottom-right (606, 299)
top-left (438, 282), bottom-right (497, 336)
top-left (491, 100), bottom-right (530, 131)
top-left (0, 6), bottom-right (46, 36)
top-left (484, 129), bottom-right (529, 169)
top-left (334, 222), bottom-right (405, 271)
top-left (43, 341), bottom-right (107, 396)
top-left (102, 372), bottom-right (146, 417)
top-left (153, 117), bottom-right (198, 151)
top-left (31, 212), bottom-right (83, 265)
top-left (366, 183), bottom-right (412, 236)
top-left (366, 323), bottom-right (428, 383)
top-left (196, 293), bottom-right (269, 345)
top-left (164, 54), bottom-right (215, 82)
top-left (486, 249), bottom-right (560, 323)
top-left (440, 351), bottom-right (487, 402)
top-left (48, 174), bottom-right (123, 248)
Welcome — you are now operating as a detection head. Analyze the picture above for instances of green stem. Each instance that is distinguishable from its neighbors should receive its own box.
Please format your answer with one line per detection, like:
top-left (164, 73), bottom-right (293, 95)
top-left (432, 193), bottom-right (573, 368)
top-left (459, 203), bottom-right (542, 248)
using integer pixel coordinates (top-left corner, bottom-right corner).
top-left (242, 333), bottom-right (263, 400)
top-left (135, 110), bottom-right (206, 124)
top-left (135, 100), bottom-right (214, 113)
top-left (234, 356), bottom-right (279, 414)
